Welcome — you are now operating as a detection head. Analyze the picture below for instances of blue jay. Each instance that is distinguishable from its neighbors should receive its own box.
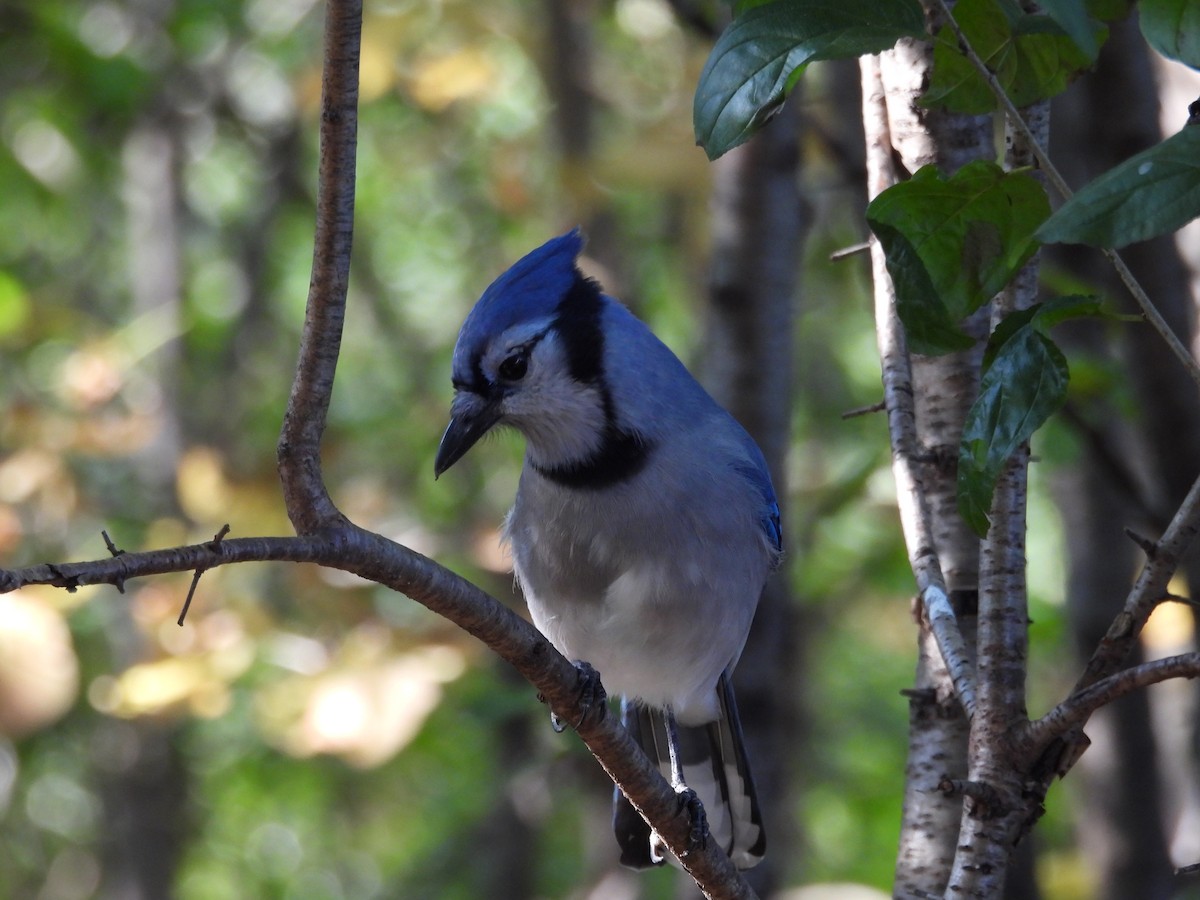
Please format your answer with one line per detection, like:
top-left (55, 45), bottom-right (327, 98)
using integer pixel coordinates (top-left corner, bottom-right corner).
top-left (435, 230), bottom-right (780, 869)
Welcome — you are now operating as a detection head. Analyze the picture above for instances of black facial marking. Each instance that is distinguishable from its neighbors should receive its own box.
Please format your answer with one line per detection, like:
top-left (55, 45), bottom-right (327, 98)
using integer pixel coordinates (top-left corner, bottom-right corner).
top-left (529, 271), bottom-right (654, 489)
top-left (533, 424), bottom-right (654, 489)
top-left (552, 274), bottom-right (606, 385)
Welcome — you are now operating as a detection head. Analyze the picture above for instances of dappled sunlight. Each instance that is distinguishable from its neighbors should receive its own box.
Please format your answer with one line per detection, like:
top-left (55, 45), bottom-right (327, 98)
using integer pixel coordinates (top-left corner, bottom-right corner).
top-left (256, 637), bottom-right (467, 768)
top-left (0, 591), bottom-right (78, 738)
top-left (409, 46), bottom-right (498, 112)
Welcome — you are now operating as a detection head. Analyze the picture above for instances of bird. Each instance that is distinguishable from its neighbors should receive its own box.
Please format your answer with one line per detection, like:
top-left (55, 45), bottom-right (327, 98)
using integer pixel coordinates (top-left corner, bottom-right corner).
top-left (434, 229), bottom-right (780, 870)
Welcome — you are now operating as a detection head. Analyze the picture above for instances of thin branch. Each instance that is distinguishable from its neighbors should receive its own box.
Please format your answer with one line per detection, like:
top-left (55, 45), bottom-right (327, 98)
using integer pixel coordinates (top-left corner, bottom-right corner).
top-left (829, 241), bottom-right (872, 262)
top-left (1015, 473), bottom-right (1200, 767)
top-left (101, 529), bottom-right (124, 557)
top-left (929, 0), bottom-right (1200, 394)
top-left (862, 55), bottom-right (977, 720)
top-left (1080, 473), bottom-right (1200, 688)
top-left (276, 0), bottom-right (361, 533)
top-left (840, 399), bottom-right (887, 419)
top-left (177, 524), bottom-right (230, 625)
top-left (1023, 653), bottom-right (1200, 748)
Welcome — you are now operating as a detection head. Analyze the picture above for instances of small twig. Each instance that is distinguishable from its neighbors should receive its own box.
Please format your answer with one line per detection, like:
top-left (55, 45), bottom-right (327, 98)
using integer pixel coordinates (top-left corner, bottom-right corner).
top-left (178, 571), bottom-right (203, 626)
top-left (101, 530), bottom-right (125, 557)
top-left (841, 400), bottom-right (887, 419)
top-left (1123, 526), bottom-right (1158, 557)
top-left (177, 525), bottom-right (231, 626)
top-left (1164, 592), bottom-right (1200, 609)
top-left (936, 777), bottom-right (1010, 817)
top-left (100, 530), bottom-right (128, 593)
top-left (1085, 473), bottom-right (1200, 685)
top-left (829, 240), bottom-right (872, 262)
top-left (1176, 862), bottom-right (1200, 877)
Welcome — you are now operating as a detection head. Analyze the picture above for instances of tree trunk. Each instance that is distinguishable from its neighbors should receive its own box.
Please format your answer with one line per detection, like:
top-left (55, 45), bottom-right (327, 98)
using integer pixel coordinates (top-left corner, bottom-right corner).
top-left (866, 16), bottom-right (997, 890)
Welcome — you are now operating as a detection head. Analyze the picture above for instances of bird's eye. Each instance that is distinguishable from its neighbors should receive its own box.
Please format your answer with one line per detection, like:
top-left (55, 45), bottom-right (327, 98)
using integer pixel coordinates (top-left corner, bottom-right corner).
top-left (499, 351), bottom-right (528, 381)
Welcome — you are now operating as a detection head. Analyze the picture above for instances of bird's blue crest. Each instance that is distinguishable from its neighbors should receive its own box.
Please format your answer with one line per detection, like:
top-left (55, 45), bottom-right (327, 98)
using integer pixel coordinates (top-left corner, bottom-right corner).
top-left (453, 229), bottom-right (585, 385)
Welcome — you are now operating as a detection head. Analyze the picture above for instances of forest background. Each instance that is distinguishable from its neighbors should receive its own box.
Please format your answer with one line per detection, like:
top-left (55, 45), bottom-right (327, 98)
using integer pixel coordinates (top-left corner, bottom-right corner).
top-left (1, 1), bottom-right (1199, 898)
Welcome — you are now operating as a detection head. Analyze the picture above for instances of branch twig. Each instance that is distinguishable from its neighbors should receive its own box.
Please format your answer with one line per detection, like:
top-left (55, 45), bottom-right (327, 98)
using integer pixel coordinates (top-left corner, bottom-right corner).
top-left (276, 0), bottom-right (361, 533)
top-left (1023, 652), bottom-right (1200, 749)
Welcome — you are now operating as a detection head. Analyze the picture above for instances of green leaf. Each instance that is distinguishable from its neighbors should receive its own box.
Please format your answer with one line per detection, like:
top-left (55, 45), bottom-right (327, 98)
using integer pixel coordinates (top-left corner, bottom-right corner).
top-left (870, 222), bottom-right (977, 353)
top-left (958, 321), bottom-right (1070, 534)
top-left (1037, 125), bottom-right (1200, 248)
top-left (1140, 0), bottom-right (1200, 68)
top-left (865, 162), bottom-right (1051, 354)
top-left (1039, 0), bottom-right (1102, 59)
top-left (694, 0), bottom-right (926, 159)
top-left (980, 294), bottom-right (1101, 369)
top-left (923, 0), bottom-right (1096, 114)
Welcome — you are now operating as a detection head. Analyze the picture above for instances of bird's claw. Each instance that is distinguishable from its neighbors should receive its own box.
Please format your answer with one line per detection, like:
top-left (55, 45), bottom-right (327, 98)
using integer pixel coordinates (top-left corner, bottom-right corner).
top-left (546, 660), bottom-right (605, 733)
top-left (647, 787), bottom-right (708, 864)
top-left (676, 786), bottom-right (708, 854)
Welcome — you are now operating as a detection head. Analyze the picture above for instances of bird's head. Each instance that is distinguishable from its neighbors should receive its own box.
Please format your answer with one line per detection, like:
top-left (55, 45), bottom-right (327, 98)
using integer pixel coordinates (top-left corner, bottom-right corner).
top-left (434, 230), bottom-right (615, 478)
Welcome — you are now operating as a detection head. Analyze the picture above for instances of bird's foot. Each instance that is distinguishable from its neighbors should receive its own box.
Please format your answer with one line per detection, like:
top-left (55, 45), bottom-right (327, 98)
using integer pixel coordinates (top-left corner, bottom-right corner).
top-left (675, 785), bottom-right (709, 856)
top-left (546, 660), bottom-right (605, 733)
top-left (647, 787), bottom-right (708, 864)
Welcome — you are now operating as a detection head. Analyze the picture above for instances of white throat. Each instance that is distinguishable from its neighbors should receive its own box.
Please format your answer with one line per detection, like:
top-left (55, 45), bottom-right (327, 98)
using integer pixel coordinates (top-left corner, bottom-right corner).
top-left (511, 384), bottom-right (608, 471)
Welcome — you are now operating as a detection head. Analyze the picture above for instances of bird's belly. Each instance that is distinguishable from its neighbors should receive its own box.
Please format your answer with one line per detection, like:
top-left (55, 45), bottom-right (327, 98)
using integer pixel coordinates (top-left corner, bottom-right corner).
top-left (518, 551), bottom-right (749, 722)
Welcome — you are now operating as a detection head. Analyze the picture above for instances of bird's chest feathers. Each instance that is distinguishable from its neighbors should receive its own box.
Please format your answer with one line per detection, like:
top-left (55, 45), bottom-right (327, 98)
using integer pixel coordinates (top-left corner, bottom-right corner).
top-left (507, 477), bottom-right (710, 612)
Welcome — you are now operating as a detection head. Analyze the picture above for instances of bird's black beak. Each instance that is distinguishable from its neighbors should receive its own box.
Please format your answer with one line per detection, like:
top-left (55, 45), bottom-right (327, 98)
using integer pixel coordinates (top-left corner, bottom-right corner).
top-left (434, 392), bottom-right (502, 478)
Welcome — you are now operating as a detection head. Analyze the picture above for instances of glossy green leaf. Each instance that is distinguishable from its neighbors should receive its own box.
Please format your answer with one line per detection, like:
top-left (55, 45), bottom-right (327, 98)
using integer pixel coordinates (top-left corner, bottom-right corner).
top-left (1037, 125), bottom-right (1200, 248)
top-left (869, 222), bottom-right (977, 353)
top-left (1039, 0), bottom-right (1102, 59)
top-left (923, 0), bottom-right (1096, 113)
top-left (957, 296), bottom-right (1099, 533)
top-left (1140, 0), bottom-right (1200, 68)
top-left (958, 326), bottom-right (1068, 534)
top-left (980, 294), bottom-right (1102, 369)
top-left (865, 162), bottom-right (1051, 354)
top-left (694, 0), bottom-right (926, 159)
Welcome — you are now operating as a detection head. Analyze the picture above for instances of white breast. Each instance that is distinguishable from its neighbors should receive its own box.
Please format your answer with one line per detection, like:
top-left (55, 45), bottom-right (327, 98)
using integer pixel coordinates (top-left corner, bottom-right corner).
top-left (507, 451), bottom-right (770, 724)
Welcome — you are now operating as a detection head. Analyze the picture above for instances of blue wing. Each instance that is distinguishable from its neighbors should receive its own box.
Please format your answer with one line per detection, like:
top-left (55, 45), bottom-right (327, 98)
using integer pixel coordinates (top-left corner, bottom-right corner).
top-left (732, 455), bottom-right (782, 561)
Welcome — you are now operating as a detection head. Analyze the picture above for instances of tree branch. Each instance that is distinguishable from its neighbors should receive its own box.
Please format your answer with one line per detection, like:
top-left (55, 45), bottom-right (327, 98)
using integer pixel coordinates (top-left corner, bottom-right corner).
top-left (862, 54), bottom-right (977, 721)
top-left (1075, 473), bottom-right (1200, 691)
top-left (1023, 653), bottom-right (1200, 749)
top-left (276, 0), bottom-right (360, 533)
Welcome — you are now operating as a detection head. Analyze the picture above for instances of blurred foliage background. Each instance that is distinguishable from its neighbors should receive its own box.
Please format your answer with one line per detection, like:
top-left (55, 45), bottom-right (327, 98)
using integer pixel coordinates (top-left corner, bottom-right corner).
top-left (0, 1), bottom-right (1198, 898)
